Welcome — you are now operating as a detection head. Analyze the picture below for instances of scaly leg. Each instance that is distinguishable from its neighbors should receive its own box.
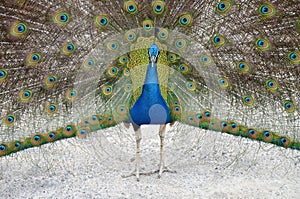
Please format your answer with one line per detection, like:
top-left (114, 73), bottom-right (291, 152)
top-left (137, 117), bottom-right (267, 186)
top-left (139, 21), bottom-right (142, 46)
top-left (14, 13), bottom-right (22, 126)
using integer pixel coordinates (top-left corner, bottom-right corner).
top-left (158, 124), bottom-right (176, 178)
top-left (121, 123), bottom-right (142, 181)
top-left (158, 124), bottom-right (166, 177)
top-left (134, 124), bottom-right (142, 181)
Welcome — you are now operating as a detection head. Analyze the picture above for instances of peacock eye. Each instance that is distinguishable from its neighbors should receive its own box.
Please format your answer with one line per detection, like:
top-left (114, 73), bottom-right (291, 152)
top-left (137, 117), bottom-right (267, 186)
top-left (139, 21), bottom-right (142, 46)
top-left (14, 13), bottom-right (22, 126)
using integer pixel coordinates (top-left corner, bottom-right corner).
top-left (255, 38), bottom-right (271, 51)
top-left (124, 0), bottom-right (138, 14)
top-left (17, 24), bottom-right (25, 32)
top-left (0, 69), bottom-right (8, 82)
top-left (174, 38), bottom-right (187, 50)
top-left (49, 77), bottom-right (55, 82)
top-left (26, 52), bottom-right (42, 66)
top-left (10, 21), bottom-right (29, 38)
top-left (178, 63), bottom-right (189, 74)
top-left (181, 18), bottom-right (188, 24)
top-left (269, 82), bottom-right (274, 86)
top-left (100, 18), bottom-right (107, 25)
top-left (257, 40), bottom-right (264, 46)
top-left (7, 116), bottom-right (14, 123)
top-left (214, 36), bottom-right (221, 43)
top-left (111, 44), bottom-right (117, 49)
top-left (218, 77), bottom-right (230, 89)
top-left (178, 13), bottom-right (193, 26)
top-left (261, 6), bottom-right (269, 14)
top-left (186, 82), bottom-right (196, 91)
top-left (118, 55), bottom-right (129, 65)
top-left (19, 90), bottom-right (32, 103)
top-left (60, 14), bottom-right (68, 22)
top-left (142, 19), bottom-right (154, 31)
top-left (196, 114), bottom-right (202, 120)
top-left (53, 11), bottom-right (70, 26)
top-left (264, 131), bottom-right (270, 137)
top-left (67, 44), bottom-right (74, 51)
top-left (50, 105), bottom-right (55, 111)
top-left (290, 53), bottom-right (296, 60)
top-left (49, 132), bottom-right (55, 138)
top-left (3, 114), bottom-right (15, 126)
top-left (212, 34), bottom-right (226, 48)
top-left (200, 54), bottom-right (213, 66)
top-left (283, 100), bottom-right (295, 113)
top-left (221, 121), bottom-right (228, 127)
top-left (205, 111), bottom-right (211, 118)
top-left (237, 61), bottom-right (251, 74)
top-left (156, 5), bottom-right (162, 11)
top-left (243, 95), bottom-right (254, 107)
top-left (66, 126), bottom-right (72, 132)
top-left (218, 3), bottom-right (226, 11)
top-left (14, 141), bottom-right (21, 148)
top-left (80, 129), bottom-right (86, 135)
top-left (259, 3), bottom-right (276, 18)
top-left (216, 0), bottom-right (233, 14)
top-left (61, 42), bottom-right (76, 55)
top-left (88, 61), bottom-right (93, 66)
top-left (129, 5), bottom-right (135, 12)
top-left (66, 89), bottom-right (77, 101)
top-left (0, 145), bottom-right (6, 151)
top-left (288, 52), bottom-right (300, 64)
top-left (34, 135), bottom-right (41, 141)
top-left (124, 30), bottom-right (136, 42)
top-left (102, 85), bottom-right (113, 95)
top-left (266, 79), bottom-right (279, 92)
top-left (110, 43), bottom-right (118, 50)
top-left (94, 14), bottom-right (110, 28)
top-left (0, 70), bottom-right (5, 77)
top-left (152, 0), bottom-right (165, 14)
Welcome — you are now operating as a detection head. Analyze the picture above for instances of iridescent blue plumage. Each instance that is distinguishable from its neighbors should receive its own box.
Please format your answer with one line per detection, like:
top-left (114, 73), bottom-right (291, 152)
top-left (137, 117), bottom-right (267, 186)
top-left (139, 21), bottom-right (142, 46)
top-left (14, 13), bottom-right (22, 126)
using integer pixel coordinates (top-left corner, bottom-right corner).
top-left (130, 44), bottom-right (172, 125)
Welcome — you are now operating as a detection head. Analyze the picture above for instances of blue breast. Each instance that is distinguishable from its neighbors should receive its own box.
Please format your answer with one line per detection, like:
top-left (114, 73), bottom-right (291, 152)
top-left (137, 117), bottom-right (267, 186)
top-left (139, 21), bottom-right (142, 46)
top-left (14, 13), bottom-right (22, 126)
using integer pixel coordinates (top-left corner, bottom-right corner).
top-left (130, 63), bottom-right (172, 125)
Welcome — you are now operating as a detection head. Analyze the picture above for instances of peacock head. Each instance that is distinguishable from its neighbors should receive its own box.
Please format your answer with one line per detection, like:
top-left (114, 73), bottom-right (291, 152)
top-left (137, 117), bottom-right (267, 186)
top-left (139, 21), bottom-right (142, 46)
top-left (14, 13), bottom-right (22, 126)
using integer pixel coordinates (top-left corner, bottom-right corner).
top-left (148, 44), bottom-right (160, 65)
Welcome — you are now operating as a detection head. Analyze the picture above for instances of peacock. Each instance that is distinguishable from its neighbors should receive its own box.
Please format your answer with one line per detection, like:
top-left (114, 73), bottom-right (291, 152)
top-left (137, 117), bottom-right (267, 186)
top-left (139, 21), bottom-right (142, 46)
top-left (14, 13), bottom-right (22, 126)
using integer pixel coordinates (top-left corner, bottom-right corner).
top-left (0, 0), bottom-right (299, 182)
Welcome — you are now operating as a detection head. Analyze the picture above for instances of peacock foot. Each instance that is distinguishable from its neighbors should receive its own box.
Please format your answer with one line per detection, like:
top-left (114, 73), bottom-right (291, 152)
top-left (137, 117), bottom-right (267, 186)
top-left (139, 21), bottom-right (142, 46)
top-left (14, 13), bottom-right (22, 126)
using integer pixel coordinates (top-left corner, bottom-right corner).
top-left (121, 168), bottom-right (150, 181)
top-left (121, 166), bottom-right (176, 181)
top-left (154, 165), bottom-right (177, 178)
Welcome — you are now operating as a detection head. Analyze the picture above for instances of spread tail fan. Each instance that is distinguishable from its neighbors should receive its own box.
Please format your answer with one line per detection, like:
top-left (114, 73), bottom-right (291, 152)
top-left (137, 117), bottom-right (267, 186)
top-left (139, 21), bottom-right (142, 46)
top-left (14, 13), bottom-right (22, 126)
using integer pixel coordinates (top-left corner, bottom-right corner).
top-left (0, 0), bottom-right (299, 181)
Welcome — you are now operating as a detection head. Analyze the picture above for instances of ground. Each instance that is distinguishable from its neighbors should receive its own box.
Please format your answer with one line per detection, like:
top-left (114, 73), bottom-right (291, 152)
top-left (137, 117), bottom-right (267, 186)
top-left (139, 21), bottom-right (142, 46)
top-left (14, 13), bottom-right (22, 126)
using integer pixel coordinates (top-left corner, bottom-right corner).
top-left (0, 124), bottom-right (299, 198)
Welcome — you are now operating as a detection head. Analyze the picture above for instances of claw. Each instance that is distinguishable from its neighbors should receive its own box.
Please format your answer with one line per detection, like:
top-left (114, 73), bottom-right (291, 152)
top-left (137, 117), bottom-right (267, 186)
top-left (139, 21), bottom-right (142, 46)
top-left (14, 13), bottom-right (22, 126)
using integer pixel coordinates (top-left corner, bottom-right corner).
top-left (122, 166), bottom-right (176, 180)
top-left (158, 166), bottom-right (177, 178)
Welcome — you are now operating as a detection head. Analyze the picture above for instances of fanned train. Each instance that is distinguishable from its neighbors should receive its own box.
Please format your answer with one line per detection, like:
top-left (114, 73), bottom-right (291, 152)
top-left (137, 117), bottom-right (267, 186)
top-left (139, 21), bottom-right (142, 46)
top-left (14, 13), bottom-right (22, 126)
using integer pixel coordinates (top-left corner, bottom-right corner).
top-left (0, 0), bottom-right (299, 180)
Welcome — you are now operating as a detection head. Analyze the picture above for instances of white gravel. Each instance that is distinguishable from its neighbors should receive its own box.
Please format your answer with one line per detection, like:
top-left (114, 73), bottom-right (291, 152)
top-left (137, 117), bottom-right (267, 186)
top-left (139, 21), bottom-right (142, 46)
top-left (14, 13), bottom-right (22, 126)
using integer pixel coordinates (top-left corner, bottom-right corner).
top-left (0, 124), bottom-right (299, 199)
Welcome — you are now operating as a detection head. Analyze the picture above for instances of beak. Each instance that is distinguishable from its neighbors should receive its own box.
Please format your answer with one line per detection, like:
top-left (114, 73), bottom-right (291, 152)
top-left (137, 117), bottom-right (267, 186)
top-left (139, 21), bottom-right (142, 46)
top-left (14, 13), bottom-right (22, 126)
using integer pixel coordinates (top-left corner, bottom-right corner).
top-left (150, 55), bottom-right (156, 66)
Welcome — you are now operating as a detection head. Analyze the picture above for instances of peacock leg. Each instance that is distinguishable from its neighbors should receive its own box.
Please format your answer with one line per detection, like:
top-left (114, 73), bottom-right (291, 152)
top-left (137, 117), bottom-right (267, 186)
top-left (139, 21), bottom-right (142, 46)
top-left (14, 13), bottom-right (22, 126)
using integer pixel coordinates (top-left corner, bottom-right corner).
top-left (158, 124), bottom-right (176, 178)
top-left (134, 124), bottom-right (142, 181)
top-left (121, 123), bottom-right (142, 181)
top-left (158, 124), bottom-right (166, 177)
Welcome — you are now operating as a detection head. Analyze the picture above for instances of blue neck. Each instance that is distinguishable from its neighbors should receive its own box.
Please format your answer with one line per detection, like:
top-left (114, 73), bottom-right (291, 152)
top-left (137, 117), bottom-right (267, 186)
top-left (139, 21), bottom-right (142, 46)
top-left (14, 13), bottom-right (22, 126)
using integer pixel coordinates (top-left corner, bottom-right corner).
top-left (144, 63), bottom-right (159, 85)
top-left (129, 61), bottom-right (172, 125)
